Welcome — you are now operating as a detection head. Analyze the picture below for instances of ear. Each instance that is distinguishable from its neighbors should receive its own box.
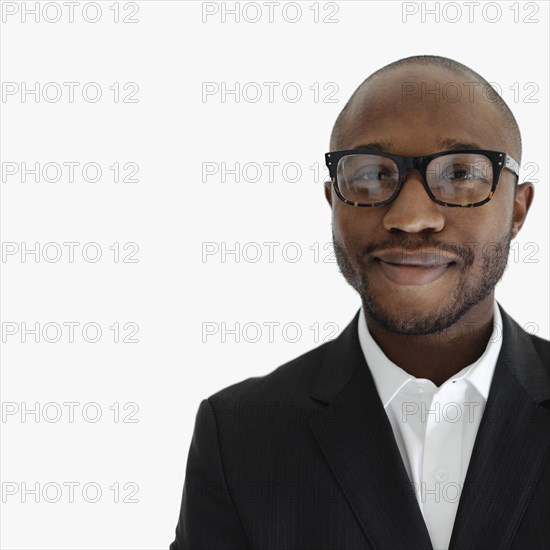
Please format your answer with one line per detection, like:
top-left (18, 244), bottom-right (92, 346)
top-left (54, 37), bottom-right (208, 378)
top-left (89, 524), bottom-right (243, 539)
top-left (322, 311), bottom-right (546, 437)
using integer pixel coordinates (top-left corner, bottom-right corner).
top-left (511, 182), bottom-right (535, 238)
top-left (324, 179), bottom-right (333, 207)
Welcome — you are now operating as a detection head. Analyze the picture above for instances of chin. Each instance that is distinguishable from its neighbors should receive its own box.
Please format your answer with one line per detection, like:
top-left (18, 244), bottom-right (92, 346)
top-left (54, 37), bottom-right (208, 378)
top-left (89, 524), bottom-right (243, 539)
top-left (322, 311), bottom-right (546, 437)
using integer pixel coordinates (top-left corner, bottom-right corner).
top-left (361, 295), bottom-right (464, 336)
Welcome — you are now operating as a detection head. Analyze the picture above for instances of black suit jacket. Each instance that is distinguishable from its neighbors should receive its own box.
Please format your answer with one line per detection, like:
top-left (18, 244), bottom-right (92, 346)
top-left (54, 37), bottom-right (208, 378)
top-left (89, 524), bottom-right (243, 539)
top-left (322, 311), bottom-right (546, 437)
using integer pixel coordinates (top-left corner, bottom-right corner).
top-left (170, 304), bottom-right (550, 549)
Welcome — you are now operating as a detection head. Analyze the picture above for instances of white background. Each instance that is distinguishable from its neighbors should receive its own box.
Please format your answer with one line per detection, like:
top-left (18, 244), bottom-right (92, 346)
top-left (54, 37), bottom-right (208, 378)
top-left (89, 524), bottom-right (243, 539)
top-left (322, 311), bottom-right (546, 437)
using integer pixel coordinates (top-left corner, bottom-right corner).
top-left (1, 1), bottom-right (548, 548)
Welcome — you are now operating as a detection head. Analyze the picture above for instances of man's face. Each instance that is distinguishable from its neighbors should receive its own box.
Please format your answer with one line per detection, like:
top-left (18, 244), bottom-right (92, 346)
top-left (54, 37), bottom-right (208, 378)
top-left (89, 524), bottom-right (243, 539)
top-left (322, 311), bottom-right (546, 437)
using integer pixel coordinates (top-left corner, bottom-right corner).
top-left (326, 67), bottom-right (532, 336)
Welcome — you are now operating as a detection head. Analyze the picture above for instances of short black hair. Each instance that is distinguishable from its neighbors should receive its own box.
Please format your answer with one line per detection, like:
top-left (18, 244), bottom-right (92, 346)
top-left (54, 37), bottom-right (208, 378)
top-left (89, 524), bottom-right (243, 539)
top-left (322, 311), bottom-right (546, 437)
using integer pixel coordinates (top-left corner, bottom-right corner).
top-left (329, 55), bottom-right (522, 164)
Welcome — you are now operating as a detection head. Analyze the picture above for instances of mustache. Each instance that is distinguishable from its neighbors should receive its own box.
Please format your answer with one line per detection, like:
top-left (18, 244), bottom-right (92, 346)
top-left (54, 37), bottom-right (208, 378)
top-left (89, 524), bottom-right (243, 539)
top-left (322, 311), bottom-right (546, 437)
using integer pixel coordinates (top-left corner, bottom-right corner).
top-left (359, 237), bottom-right (475, 266)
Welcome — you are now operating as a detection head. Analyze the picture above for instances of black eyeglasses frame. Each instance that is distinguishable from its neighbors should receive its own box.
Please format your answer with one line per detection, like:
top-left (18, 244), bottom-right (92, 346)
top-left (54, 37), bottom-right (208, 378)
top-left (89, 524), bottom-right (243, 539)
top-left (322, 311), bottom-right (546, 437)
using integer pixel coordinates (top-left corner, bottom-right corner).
top-left (324, 148), bottom-right (520, 208)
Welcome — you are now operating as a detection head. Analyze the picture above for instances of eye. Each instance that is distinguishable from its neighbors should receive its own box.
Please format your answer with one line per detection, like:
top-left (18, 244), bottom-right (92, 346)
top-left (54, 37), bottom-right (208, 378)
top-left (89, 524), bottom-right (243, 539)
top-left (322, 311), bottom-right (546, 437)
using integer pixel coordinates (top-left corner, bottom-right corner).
top-left (352, 165), bottom-right (396, 183)
top-left (441, 164), bottom-right (490, 185)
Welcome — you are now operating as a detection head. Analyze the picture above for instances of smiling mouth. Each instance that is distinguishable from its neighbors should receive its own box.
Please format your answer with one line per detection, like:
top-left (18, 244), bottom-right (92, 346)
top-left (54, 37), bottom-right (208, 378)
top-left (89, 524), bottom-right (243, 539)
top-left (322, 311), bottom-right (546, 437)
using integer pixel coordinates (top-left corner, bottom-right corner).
top-left (375, 259), bottom-right (457, 286)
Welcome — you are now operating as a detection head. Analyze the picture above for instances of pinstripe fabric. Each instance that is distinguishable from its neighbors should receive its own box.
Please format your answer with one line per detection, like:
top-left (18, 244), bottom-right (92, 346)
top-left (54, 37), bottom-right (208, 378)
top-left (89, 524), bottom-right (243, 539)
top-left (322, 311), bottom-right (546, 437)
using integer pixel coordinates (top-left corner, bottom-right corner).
top-left (170, 304), bottom-right (550, 549)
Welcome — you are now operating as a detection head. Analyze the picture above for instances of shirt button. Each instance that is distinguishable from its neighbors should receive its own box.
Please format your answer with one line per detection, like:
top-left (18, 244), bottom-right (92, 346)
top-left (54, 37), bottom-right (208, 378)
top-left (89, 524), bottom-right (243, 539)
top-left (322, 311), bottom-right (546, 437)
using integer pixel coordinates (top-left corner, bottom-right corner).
top-left (435, 468), bottom-right (448, 481)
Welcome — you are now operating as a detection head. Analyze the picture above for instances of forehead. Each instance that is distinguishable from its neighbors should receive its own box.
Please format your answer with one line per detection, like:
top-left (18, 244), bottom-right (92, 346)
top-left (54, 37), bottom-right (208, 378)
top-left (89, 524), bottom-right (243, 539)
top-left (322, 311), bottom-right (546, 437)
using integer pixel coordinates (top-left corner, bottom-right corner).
top-left (339, 66), bottom-right (507, 155)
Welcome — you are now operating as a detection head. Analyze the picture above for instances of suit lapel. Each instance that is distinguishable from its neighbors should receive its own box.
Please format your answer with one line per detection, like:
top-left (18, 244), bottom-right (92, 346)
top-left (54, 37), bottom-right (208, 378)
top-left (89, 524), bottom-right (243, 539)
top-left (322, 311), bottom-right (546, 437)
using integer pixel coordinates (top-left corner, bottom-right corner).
top-left (309, 311), bottom-right (433, 549)
top-left (449, 305), bottom-right (550, 549)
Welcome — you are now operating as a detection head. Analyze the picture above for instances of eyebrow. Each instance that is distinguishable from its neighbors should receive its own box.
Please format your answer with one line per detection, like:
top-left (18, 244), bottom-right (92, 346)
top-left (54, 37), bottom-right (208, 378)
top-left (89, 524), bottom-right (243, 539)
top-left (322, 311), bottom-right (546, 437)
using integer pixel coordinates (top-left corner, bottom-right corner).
top-left (351, 138), bottom-right (482, 153)
top-left (438, 137), bottom-right (483, 151)
top-left (351, 141), bottom-right (392, 152)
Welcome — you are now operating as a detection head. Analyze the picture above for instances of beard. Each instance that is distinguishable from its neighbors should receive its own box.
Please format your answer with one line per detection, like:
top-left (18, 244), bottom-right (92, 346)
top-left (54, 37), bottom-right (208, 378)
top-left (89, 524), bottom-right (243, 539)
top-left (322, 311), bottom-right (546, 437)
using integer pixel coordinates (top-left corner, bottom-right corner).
top-left (332, 222), bottom-right (513, 336)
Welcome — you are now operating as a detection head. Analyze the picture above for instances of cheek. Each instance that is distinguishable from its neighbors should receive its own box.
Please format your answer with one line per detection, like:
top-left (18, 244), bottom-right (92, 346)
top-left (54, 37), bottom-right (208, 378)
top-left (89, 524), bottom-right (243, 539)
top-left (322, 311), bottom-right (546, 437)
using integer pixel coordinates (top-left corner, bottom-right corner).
top-left (474, 196), bottom-right (514, 235)
top-left (332, 204), bottom-right (384, 241)
top-left (452, 211), bottom-right (512, 265)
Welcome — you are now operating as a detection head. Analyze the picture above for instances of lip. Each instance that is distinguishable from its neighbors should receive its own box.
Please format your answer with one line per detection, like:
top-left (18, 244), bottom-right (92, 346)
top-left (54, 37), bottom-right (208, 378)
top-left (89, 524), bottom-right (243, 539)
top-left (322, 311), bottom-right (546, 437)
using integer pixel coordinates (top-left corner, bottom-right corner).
top-left (375, 258), bottom-right (456, 286)
top-left (374, 250), bottom-right (459, 266)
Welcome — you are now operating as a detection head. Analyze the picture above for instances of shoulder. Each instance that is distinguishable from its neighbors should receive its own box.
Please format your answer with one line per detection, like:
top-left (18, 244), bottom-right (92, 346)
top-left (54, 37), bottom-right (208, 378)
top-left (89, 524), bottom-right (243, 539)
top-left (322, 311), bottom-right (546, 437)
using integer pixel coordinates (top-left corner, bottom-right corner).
top-left (501, 304), bottom-right (549, 362)
top-left (499, 304), bottom-right (550, 401)
top-left (206, 338), bottom-right (334, 407)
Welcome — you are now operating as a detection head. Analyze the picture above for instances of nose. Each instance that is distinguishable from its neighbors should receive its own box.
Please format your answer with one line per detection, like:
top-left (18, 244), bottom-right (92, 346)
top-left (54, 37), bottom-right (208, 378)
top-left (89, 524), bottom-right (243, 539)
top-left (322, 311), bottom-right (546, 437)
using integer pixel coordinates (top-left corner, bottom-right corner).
top-left (382, 171), bottom-right (445, 233)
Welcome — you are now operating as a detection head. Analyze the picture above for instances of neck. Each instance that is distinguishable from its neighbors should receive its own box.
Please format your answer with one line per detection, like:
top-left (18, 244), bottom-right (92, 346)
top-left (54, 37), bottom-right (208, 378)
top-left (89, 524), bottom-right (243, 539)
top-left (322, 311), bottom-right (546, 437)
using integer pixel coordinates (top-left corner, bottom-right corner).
top-left (365, 297), bottom-right (496, 387)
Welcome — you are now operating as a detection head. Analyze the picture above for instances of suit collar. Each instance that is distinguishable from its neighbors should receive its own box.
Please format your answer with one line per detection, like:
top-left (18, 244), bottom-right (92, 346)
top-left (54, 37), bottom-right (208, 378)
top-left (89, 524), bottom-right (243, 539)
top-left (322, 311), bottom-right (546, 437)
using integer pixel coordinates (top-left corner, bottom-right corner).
top-left (356, 301), bottom-right (504, 407)
top-left (309, 309), bottom-right (363, 405)
top-left (309, 302), bottom-right (550, 406)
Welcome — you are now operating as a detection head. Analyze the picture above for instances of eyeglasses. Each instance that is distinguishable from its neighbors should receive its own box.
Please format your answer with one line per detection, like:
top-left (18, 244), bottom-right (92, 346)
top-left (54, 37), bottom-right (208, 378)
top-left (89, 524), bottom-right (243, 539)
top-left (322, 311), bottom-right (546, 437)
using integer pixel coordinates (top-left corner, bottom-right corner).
top-left (324, 149), bottom-right (520, 207)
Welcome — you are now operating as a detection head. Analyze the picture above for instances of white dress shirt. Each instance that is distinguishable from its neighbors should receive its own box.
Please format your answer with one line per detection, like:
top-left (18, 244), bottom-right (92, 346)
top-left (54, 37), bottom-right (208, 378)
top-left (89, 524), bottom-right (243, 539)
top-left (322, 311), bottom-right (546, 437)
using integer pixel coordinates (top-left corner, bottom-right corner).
top-left (357, 303), bottom-right (503, 550)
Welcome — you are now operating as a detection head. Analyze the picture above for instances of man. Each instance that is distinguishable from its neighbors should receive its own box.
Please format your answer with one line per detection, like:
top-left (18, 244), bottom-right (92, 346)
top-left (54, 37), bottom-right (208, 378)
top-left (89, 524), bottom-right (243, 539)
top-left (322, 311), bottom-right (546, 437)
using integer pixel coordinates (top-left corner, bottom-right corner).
top-left (170, 55), bottom-right (549, 549)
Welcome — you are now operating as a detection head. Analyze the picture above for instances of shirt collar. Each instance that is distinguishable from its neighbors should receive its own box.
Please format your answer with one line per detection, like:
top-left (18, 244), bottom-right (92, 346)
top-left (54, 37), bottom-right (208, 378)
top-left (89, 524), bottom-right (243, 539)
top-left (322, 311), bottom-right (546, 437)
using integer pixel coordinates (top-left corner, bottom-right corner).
top-left (357, 302), bottom-right (503, 408)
